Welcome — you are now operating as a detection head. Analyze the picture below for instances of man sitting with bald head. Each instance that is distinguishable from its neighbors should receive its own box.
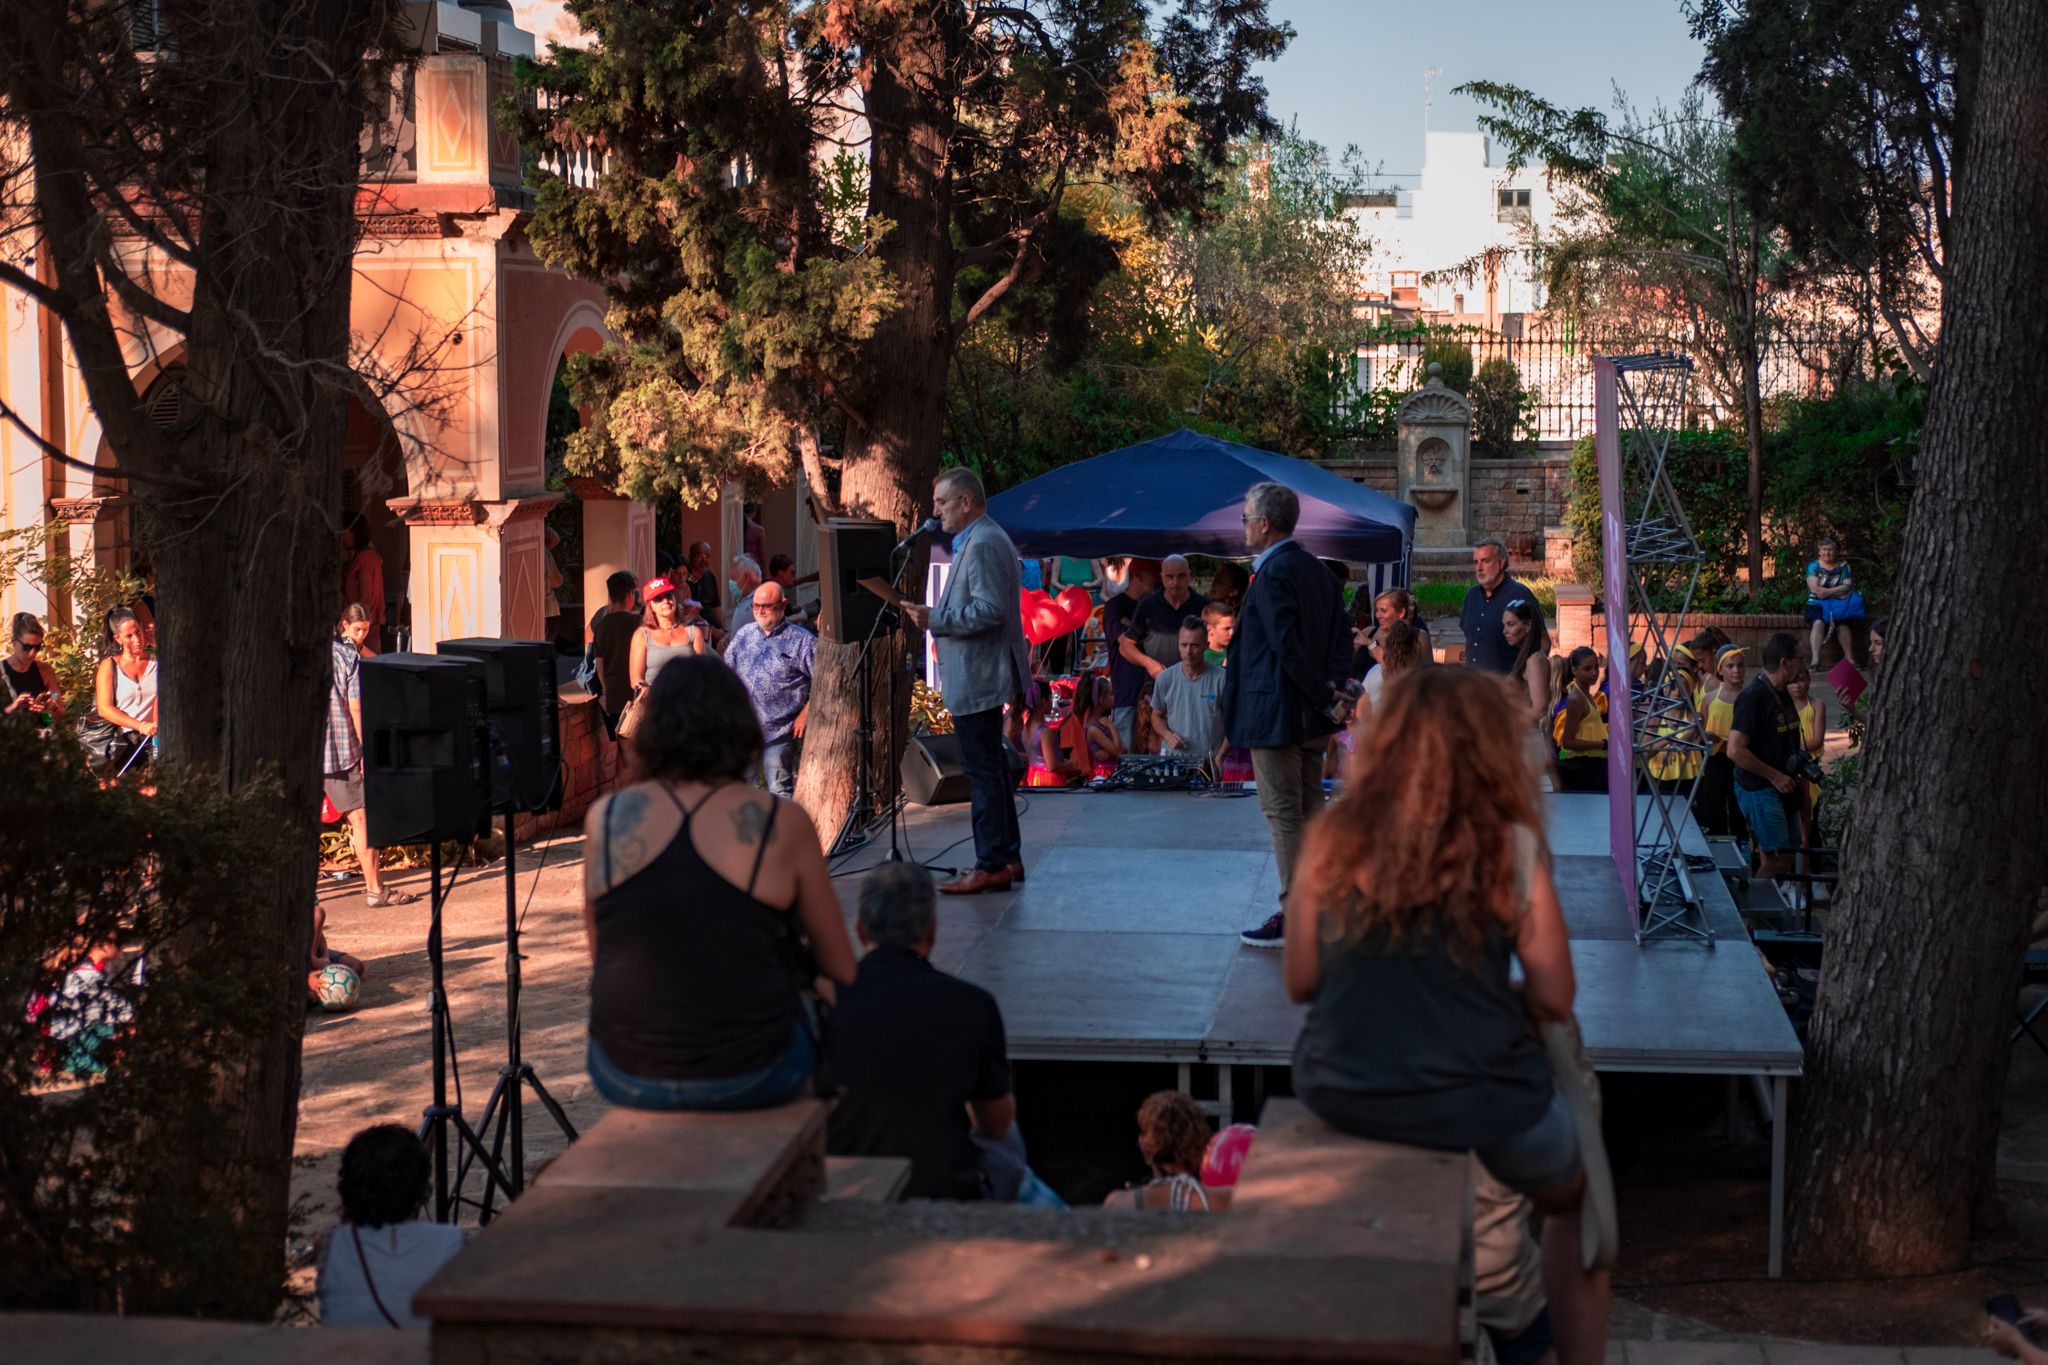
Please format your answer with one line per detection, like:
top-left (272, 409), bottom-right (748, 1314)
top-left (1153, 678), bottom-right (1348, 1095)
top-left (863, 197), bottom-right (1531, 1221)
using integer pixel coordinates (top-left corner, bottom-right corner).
top-left (722, 579), bottom-right (817, 796)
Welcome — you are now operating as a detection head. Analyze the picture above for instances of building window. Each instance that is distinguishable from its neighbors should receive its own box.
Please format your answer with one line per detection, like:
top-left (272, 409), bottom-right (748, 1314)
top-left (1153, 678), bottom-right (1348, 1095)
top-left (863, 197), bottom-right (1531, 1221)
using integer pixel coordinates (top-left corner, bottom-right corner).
top-left (1497, 188), bottom-right (1531, 210)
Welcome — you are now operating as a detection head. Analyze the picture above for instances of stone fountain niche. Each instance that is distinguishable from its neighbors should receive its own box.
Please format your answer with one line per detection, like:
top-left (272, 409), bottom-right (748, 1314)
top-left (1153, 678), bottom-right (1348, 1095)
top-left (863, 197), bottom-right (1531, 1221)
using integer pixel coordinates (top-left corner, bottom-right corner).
top-left (1396, 362), bottom-right (1474, 550)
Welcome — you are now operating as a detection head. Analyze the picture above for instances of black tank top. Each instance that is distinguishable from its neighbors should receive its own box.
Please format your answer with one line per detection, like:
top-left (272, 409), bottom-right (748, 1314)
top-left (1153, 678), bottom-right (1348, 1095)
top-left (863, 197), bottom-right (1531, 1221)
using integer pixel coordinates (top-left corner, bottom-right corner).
top-left (3, 659), bottom-right (47, 728)
top-left (588, 784), bottom-right (800, 1080)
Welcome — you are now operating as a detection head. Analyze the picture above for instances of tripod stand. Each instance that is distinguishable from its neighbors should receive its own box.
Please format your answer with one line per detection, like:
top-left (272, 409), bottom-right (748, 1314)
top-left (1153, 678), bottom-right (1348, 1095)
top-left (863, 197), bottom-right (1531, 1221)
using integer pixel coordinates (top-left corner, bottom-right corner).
top-left (464, 805), bottom-right (578, 1220)
top-left (417, 839), bottom-right (511, 1223)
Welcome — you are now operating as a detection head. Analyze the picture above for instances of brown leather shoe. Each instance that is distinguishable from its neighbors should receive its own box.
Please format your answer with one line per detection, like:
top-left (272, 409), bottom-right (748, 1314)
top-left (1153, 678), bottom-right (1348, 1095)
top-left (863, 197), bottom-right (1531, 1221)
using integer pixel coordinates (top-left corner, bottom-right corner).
top-left (1006, 863), bottom-right (1026, 885)
top-left (938, 866), bottom-right (1015, 895)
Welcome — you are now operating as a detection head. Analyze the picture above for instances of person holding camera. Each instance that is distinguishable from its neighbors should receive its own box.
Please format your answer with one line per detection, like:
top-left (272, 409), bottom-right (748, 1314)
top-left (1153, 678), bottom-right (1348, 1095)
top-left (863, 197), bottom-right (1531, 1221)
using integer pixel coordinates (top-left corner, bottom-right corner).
top-left (1725, 633), bottom-right (1814, 888)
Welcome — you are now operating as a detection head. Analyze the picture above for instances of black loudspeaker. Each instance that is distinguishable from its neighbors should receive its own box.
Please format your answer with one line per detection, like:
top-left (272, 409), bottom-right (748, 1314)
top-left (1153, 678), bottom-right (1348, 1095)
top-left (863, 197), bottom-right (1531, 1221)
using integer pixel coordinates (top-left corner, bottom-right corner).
top-left (900, 732), bottom-right (1027, 806)
top-left (362, 653), bottom-right (493, 847)
top-left (437, 638), bottom-right (561, 813)
top-left (815, 517), bottom-right (897, 643)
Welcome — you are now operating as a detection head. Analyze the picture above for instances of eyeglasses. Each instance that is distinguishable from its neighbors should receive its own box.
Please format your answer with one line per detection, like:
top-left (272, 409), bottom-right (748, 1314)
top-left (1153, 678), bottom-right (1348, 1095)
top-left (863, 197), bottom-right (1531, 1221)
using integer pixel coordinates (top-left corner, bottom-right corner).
top-left (17, 641), bottom-right (41, 653)
top-left (648, 593), bottom-right (675, 606)
top-left (1507, 598), bottom-right (1527, 609)
top-left (1241, 512), bottom-right (1263, 524)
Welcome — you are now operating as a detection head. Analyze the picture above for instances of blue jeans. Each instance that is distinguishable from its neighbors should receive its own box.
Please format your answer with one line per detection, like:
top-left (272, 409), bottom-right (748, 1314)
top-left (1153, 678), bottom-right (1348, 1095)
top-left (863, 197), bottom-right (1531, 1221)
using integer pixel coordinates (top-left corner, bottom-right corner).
top-left (586, 1025), bottom-right (813, 1112)
top-left (1112, 705), bottom-right (1137, 752)
top-left (950, 706), bottom-right (1020, 872)
top-left (761, 738), bottom-right (799, 797)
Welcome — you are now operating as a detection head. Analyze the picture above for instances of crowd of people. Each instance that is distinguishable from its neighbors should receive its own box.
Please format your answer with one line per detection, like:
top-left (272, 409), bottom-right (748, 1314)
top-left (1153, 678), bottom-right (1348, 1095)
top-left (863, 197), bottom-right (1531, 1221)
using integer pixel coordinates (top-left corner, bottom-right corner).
top-left (295, 478), bottom-right (1897, 1365)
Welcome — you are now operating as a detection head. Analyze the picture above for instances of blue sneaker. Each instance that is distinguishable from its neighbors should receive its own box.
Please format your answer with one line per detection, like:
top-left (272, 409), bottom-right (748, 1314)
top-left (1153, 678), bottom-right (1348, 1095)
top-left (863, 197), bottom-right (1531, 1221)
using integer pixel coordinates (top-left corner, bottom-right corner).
top-left (1239, 912), bottom-right (1285, 948)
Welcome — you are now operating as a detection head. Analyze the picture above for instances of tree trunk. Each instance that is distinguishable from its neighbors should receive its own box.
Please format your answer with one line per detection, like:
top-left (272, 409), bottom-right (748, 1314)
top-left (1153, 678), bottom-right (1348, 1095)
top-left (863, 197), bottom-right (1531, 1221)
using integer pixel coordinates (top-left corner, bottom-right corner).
top-left (15, 0), bottom-right (378, 1311)
top-left (1786, 0), bottom-right (2048, 1276)
top-left (794, 15), bottom-right (956, 840)
top-left (1737, 221), bottom-right (1766, 599)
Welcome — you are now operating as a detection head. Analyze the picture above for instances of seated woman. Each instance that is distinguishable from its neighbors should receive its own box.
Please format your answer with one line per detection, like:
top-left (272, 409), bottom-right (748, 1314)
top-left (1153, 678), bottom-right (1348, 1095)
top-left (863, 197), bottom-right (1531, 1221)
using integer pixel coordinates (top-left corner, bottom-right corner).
top-left (1103, 1090), bottom-right (1220, 1213)
top-left (583, 655), bottom-right (857, 1111)
top-left (1021, 681), bottom-right (1076, 788)
top-left (1804, 535), bottom-right (1863, 668)
top-left (317, 1124), bottom-right (465, 1328)
top-left (1080, 675), bottom-right (1123, 776)
top-left (1284, 666), bottom-right (1608, 1365)
top-left (88, 607), bottom-right (157, 779)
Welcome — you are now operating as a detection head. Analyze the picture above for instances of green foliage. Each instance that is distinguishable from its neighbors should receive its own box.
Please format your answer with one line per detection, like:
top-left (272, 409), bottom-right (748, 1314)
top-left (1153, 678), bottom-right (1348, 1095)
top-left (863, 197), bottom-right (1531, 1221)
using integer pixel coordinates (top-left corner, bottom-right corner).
top-left (1692, 0), bottom-right (1960, 381)
top-left (0, 522), bottom-right (143, 703)
top-left (515, 0), bottom-right (1290, 505)
top-left (948, 126), bottom-right (1381, 480)
top-left (0, 720), bottom-right (296, 1313)
top-left (1468, 357), bottom-right (1535, 455)
top-left (1412, 576), bottom-right (1559, 619)
top-left (1419, 338), bottom-right (1474, 394)
top-left (1564, 380), bottom-right (1921, 610)
top-left (1760, 379), bottom-right (1920, 607)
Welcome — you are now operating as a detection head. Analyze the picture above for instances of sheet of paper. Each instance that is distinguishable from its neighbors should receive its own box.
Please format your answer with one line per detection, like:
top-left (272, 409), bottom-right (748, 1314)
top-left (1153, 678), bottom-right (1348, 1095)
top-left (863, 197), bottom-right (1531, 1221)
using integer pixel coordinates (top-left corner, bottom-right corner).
top-left (855, 575), bottom-right (907, 608)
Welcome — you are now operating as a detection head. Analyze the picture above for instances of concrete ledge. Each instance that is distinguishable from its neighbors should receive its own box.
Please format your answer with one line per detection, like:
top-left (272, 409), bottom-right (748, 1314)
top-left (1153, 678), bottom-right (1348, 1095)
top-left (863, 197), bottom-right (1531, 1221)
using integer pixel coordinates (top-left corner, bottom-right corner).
top-left (0, 1313), bottom-right (427, 1365)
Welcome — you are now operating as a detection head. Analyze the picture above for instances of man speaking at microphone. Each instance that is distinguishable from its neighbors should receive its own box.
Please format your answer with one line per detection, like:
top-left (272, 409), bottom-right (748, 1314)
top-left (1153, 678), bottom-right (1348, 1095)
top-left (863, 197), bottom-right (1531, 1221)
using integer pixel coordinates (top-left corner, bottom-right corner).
top-left (900, 469), bottom-right (1033, 895)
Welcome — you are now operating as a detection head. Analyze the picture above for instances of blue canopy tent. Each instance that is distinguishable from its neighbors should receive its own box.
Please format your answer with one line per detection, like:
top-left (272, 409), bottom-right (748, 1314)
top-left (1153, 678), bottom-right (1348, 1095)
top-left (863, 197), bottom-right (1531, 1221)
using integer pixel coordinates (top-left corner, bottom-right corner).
top-left (984, 427), bottom-right (1414, 588)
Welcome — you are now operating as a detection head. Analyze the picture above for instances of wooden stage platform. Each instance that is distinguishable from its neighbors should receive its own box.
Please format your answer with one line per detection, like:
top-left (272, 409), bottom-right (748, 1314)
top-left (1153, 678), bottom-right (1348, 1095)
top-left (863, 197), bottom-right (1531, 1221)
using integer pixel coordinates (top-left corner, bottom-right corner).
top-left (834, 784), bottom-right (1804, 1273)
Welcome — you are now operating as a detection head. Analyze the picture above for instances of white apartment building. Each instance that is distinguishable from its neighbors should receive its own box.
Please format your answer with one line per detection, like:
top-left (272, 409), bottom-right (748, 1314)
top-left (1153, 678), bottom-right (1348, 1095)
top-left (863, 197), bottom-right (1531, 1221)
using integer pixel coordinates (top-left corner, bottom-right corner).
top-left (1343, 129), bottom-right (1563, 330)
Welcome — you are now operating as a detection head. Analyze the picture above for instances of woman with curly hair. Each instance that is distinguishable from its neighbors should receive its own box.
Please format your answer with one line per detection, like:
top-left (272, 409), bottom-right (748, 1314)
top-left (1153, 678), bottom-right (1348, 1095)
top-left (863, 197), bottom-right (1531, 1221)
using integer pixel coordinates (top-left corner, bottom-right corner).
top-left (1283, 665), bottom-right (1607, 1364)
top-left (317, 1124), bottom-right (465, 1328)
top-left (1105, 1090), bottom-right (1216, 1212)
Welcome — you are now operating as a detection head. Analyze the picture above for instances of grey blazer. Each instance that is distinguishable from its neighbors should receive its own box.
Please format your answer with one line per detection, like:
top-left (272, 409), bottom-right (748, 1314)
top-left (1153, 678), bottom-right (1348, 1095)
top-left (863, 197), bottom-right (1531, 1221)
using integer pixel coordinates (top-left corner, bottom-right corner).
top-left (928, 515), bottom-right (1032, 718)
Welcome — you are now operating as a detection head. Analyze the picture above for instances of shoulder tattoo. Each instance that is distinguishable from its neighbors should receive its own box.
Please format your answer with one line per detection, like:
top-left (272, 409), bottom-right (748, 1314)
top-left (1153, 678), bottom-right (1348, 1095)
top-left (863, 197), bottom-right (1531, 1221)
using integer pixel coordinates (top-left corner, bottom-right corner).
top-left (731, 799), bottom-right (774, 846)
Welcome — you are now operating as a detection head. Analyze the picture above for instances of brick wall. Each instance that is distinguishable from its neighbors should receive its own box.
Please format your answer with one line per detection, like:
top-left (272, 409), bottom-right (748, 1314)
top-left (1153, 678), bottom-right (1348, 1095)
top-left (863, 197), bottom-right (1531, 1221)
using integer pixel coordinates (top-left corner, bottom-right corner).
top-left (513, 692), bottom-right (622, 844)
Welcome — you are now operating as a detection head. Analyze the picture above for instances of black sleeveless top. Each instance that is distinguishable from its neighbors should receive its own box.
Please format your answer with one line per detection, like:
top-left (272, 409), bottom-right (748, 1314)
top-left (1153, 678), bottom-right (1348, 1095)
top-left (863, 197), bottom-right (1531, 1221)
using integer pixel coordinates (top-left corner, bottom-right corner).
top-left (588, 785), bottom-right (800, 1080)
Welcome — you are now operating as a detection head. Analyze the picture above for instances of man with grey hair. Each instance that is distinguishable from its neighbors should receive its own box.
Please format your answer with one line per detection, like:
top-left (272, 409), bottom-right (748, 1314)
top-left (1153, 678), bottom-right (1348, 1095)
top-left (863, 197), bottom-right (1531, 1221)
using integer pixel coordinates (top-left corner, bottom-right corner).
top-left (827, 863), bottom-right (1017, 1200)
top-left (902, 467), bottom-right (1033, 894)
top-left (729, 553), bottom-right (763, 613)
top-left (1460, 537), bottom-right (1539, 673)
top-left (1223, 480), bottom-right (1351, 947)
top-left (722, 579), bottom-right (816, 795)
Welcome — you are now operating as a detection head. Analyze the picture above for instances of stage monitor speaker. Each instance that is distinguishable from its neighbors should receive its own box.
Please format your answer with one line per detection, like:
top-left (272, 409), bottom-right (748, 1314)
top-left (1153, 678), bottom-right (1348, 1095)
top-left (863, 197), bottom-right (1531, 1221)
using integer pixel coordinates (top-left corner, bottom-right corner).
top-left (815, 517), bottom-right (897, 643)
top-left (437, 637), bottom-right (561, 812)
top-left (900, 732), bottom-right (1027, 806)
top-left (362, 653), bottom-right (493, 847)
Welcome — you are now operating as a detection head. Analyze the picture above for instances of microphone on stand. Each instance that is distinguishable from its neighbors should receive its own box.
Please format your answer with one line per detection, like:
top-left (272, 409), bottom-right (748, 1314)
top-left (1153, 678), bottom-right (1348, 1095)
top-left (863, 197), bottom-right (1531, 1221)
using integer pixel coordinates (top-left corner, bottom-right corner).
top-left (894, 517), bottom-right (943, 556)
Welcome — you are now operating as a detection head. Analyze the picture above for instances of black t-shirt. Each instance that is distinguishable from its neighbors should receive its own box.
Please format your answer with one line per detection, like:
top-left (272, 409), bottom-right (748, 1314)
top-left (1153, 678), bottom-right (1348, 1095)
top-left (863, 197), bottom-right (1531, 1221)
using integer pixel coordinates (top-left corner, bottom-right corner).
top-left (1730, 673), bottom-right (1802, 791)
top-left (687, 569), bottom-right (721, 624)
top-left (1129, 590), bottom-right (1209, 671)
top-left (1103, 592), bottom-right (1144, 709)
top-left (593, 608), bottom-right (643, 716)
top-left (827, 943), bottom-right (1012, 1200)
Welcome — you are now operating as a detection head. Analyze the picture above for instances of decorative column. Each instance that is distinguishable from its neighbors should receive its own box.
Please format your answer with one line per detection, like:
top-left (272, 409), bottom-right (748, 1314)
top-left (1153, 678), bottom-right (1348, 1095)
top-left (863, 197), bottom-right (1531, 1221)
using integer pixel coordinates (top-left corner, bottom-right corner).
top-left (388, 493), bottom-right (561, 650)
top-left (569, 478), bottom-right (654, 638)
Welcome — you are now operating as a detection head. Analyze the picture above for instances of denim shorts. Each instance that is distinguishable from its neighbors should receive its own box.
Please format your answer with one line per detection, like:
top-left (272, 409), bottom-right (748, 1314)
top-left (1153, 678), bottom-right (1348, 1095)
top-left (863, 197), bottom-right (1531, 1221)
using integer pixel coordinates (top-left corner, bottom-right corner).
top-left (1474, 1090), bottom-right (1582, 1197)
top-left (1735, 783), bottom-right (1797, 854)
top-left (586, 1023), bottom-right (813, 1113)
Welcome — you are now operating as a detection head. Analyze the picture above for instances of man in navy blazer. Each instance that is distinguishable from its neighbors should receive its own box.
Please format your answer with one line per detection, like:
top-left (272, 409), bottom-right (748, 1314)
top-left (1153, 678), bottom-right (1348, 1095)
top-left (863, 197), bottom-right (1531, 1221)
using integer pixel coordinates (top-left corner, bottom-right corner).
top-left (1222, 481), bottom-right (1352, 947)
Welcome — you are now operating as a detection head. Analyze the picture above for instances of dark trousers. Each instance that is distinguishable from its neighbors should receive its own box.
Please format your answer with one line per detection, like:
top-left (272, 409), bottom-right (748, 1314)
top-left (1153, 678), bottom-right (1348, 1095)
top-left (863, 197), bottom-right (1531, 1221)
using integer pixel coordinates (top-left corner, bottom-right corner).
top-left (1695, 753), bottom-right (1750, 842)
top-left (951, 706), bottom-right (1021, 872)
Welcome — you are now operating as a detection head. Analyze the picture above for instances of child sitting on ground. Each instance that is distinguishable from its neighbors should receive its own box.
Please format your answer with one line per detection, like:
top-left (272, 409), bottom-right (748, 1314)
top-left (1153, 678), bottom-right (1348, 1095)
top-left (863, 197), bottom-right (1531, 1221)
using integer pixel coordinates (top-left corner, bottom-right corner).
top-left (316, 1124), bottom-right (467, 1328)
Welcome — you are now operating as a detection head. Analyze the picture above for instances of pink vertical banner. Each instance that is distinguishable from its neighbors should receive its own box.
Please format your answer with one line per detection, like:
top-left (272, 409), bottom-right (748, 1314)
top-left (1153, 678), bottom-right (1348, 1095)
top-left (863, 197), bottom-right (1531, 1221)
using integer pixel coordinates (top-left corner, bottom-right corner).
top-left (1593, 358), bottom-right (1638, 923)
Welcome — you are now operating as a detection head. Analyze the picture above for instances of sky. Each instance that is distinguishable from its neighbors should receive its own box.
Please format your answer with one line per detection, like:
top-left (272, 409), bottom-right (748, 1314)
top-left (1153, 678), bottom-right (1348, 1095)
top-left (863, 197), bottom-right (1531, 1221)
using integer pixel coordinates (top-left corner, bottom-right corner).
top-left (1254, 0), bottom-right (1710, 178)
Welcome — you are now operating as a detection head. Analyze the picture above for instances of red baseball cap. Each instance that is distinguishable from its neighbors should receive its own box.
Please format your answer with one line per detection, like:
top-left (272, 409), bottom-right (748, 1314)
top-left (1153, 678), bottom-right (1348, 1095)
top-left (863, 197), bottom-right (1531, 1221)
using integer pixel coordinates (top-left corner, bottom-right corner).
top-left (641, 576), bottom-right (677, 600)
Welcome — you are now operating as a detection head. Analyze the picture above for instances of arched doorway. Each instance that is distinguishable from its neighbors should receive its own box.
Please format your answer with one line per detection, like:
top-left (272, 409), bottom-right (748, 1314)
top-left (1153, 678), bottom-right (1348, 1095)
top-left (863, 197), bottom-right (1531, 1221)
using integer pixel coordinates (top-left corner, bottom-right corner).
top-left (341, 395), bottom-right (411, 650)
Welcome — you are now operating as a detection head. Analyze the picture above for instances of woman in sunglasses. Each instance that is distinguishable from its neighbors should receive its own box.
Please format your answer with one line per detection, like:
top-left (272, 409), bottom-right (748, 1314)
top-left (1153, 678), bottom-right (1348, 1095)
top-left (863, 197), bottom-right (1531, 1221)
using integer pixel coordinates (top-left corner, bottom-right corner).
top-left (628, 575), bottom-right (713, 703)
top-left (3, 613), bottom-right (63, 729)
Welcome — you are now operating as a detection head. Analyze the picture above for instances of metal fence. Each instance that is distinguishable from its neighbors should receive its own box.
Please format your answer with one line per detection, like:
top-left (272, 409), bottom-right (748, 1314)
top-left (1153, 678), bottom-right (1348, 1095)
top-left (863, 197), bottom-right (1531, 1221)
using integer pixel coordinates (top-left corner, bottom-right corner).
top-left (1351, 327), bottom-right (1859, 443)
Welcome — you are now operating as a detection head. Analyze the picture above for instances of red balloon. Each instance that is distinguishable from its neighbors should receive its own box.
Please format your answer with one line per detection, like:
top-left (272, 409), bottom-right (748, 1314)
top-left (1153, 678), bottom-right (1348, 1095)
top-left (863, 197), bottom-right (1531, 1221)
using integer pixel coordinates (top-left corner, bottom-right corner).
top-left (1201, 1123), bottom-right (1257, 1188)
top-left (1020, 586), bottom-right (1096, 644)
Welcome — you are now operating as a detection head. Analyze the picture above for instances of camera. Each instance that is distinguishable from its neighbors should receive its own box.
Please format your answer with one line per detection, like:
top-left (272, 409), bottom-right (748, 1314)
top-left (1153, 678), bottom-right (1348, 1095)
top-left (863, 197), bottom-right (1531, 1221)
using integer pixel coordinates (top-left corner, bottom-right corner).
top-left (1786, 752), bottom-right (1826, 786)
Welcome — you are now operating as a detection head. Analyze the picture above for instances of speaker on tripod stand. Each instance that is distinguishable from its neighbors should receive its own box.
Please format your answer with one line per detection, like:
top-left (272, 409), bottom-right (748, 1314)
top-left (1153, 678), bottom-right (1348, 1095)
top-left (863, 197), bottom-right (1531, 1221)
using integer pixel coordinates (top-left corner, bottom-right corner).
top-left (434, 638), bottom-right (578, 1218)
top-left (361, 653), bottom-right (506, 1221)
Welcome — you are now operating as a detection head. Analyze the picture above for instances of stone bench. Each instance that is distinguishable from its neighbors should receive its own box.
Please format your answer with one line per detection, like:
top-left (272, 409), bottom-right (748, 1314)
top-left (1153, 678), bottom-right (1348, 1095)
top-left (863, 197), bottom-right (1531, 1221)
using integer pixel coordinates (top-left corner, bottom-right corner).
top-left (418, 1097), bottom-right (1471, 1364)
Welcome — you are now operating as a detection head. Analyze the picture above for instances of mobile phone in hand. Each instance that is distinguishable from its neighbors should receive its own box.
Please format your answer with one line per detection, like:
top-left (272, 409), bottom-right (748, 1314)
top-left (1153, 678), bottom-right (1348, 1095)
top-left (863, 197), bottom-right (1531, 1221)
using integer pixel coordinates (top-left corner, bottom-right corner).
top-left (1988, 1295), bottom-right (2042, 1345)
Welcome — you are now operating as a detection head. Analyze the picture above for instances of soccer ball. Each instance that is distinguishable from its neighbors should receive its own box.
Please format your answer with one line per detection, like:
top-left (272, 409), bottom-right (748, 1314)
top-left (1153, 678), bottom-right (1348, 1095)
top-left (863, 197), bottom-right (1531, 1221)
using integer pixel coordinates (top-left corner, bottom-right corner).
top-left (309, 963), bottom-right (362, 1013)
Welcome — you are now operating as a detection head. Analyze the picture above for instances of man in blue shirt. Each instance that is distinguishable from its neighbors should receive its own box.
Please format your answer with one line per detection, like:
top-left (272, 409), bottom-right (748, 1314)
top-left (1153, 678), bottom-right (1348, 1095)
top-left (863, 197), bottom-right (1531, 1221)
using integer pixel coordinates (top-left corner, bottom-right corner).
top-left (722, 580), bottom-right (817, 796)
top-left (1460, 537), bottom-right (1539, 673)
